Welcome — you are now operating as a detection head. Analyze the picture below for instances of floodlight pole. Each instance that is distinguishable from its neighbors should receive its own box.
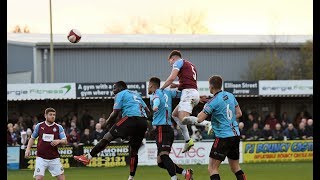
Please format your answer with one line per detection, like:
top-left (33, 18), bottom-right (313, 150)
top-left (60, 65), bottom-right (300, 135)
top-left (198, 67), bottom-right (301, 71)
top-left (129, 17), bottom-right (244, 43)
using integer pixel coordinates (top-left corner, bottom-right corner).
top-left (49, 0), bottom-right (54, 83)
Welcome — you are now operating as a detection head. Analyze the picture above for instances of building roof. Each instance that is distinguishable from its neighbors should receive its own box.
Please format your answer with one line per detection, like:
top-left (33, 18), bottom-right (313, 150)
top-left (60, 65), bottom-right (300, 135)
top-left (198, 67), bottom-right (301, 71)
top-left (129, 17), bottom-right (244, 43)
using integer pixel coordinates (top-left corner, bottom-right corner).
top-left (7, 33), bottom-right (312, 48)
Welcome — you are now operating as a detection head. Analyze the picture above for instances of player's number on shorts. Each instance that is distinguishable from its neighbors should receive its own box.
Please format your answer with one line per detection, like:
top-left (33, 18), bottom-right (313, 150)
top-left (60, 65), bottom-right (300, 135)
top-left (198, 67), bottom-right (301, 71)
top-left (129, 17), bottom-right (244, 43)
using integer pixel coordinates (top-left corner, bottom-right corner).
top-left (226, 104), bottom-right (233, 120)
top-left (191, 65), bottom-right (197, 80)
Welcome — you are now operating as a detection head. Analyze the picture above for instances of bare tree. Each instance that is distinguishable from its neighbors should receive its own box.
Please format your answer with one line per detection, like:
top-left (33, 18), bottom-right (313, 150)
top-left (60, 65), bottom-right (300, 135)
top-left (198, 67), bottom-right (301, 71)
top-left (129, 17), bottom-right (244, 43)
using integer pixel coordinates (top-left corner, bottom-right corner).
top-left (290, 40), bottom-right (313, 79)
top-left (12, 24), bottom-right (30, 33)
top-left (242, 35), bottom-right (312, 80)
top-left (242, 50), bottom-right (285, 80)
top-left (13, 25), bottom-right (22, 33)
top-left (242, 35), bottom-right (287, 80)
top-left (161, 10), bottom-right (209, 34)
top-left (182, 10), bottom-right (208, 34)
top-left (161, 16), bottom-right (178, 34)
top-left (130, 17), bottom-right (153, 34)
top-left (23, 25), bottom-right (30, 33)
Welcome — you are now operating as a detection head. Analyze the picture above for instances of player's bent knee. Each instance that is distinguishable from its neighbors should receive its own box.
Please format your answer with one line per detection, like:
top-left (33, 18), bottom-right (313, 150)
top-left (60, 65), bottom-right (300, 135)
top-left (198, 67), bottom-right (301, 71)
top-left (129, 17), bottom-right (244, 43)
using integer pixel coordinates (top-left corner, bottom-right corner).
top-left (159, 151), bottom-right (169, 156)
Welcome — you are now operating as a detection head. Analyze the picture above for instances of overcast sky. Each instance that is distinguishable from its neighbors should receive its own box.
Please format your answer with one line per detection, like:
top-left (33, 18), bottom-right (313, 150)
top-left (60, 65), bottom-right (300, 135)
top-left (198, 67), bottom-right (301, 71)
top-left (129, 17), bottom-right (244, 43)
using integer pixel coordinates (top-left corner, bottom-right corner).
top-left (7, 0), bottom-right (313, 35)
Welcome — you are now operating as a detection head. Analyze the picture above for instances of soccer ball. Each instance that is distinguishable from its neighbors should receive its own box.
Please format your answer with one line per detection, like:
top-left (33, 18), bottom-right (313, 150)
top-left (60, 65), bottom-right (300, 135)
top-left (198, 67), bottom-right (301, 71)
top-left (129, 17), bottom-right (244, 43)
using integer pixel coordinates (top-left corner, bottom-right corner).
top-left (67, 29), bottom-right (81, 43)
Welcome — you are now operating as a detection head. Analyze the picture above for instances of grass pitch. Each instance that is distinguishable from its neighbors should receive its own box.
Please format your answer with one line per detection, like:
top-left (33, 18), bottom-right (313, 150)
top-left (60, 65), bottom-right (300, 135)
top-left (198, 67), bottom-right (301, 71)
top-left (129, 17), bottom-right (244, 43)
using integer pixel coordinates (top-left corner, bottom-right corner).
top-left (8, 162), bottom-right (312, 180)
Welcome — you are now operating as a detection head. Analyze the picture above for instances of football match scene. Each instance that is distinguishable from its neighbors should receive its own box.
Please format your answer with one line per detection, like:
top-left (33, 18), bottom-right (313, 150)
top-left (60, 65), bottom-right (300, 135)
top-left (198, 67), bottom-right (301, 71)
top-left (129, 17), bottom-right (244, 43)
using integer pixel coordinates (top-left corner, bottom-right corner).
top-left (7, 0), bottom-right (313, 180)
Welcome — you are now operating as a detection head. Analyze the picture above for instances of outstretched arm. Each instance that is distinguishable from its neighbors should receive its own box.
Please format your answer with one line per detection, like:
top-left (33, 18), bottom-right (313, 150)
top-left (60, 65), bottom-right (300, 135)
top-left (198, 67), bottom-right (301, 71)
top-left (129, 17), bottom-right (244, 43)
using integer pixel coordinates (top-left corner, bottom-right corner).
top-left (161, 69), bottom-right (179, 90)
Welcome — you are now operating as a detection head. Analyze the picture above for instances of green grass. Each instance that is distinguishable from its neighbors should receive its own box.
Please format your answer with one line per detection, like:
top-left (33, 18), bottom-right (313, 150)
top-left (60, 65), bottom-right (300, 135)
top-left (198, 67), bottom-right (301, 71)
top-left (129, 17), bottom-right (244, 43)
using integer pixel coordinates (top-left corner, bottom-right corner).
top-left (8, 162), bottom-right (312, 180)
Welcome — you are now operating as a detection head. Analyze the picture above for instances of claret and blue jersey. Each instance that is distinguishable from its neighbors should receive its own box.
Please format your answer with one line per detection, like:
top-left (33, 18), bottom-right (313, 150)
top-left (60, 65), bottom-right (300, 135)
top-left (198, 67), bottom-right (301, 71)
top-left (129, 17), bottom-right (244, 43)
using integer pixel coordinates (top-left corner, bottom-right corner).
top-left (172, 58), bottom-right (198, 90)
top-left (203, 90), bottom-right (240, 138)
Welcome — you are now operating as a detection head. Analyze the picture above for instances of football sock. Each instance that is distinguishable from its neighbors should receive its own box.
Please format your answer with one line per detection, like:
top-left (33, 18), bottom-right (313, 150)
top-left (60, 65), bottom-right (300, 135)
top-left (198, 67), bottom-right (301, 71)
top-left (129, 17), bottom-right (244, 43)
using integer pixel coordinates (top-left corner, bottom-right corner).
top-left (174, 164), bottom-right (184, 174)
top-left (210, 174), bottom-right (221, 180)
top-left (129, 154), bottom-right (138, 176)
top-left (90, 139), bottom-right (110, 157)
top-left (159, 161), bottom-right (183, 174)
top-left (160, 154), bottom-right (176, 177)
top-left (172, 116), bottom-right (190, 141)
top-left (158, 162), bottom-right (165, 169)
top-left (235, 170), bottom-right (246, 180)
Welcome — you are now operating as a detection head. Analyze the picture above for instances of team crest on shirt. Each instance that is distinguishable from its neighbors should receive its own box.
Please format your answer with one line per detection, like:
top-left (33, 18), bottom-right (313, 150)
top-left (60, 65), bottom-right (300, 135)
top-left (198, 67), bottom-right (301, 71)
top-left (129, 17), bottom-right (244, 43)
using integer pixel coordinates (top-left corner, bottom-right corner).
top-left (53, 127), bottom-right (57, 132)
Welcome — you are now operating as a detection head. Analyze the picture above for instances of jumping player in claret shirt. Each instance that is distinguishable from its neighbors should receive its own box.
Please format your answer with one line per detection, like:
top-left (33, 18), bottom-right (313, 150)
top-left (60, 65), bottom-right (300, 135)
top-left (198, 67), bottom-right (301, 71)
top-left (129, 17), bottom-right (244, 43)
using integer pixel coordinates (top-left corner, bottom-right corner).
top-left (161, 50), bottom-right (211, 153)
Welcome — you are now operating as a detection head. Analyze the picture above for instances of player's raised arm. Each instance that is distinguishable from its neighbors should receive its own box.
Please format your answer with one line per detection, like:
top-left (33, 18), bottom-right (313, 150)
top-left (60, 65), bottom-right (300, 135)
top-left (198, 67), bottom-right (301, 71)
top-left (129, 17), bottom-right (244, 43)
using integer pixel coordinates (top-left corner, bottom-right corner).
top-left (161, 68), bottom-right (179, 90)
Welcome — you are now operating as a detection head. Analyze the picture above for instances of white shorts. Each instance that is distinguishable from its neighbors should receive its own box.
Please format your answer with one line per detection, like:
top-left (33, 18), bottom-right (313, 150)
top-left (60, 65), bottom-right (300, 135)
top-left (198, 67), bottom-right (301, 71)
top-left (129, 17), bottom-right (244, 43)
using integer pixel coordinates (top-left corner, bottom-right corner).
top-left (33, 157), bottom-right (64, 178)
top-left (178, 89), bottom-right (200, 113)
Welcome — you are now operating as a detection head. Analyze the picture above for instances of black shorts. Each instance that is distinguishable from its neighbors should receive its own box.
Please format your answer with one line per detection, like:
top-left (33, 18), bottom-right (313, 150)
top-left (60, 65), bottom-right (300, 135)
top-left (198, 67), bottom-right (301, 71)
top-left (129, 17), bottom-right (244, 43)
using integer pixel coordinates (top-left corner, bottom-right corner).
top-left (209, 136), bottom-right (240, 161)
top-left (109, 116), bottom-right (148, 150)
top-left (156, 125), bottom-right (174, 155)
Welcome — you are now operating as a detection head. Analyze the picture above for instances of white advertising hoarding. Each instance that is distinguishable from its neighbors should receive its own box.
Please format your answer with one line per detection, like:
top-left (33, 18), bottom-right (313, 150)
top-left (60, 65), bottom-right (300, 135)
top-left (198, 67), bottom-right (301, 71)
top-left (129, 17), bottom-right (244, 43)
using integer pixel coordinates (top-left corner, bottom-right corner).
top-left (259, 80), bottom-right (313, 95)
top-left (138, 141), bottom-right (243, 165)
top-left (7, 83), bottom-right (76, 100)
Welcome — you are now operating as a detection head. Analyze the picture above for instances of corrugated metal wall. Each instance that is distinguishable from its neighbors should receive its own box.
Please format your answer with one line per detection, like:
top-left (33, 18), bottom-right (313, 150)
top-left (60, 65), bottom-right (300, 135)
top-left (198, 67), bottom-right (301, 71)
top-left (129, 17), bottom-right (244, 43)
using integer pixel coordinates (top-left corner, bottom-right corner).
top-left (53, 48), bottom-right (300, 83)
top-left (7, 44), bottom-right (34, 81)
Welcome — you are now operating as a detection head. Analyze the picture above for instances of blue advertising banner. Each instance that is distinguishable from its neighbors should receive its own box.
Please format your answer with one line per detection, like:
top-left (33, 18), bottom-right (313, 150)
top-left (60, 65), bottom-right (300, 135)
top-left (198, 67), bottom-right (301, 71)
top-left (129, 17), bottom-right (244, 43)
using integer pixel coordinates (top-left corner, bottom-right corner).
top-left (7, 146), bottom-right (20, 170)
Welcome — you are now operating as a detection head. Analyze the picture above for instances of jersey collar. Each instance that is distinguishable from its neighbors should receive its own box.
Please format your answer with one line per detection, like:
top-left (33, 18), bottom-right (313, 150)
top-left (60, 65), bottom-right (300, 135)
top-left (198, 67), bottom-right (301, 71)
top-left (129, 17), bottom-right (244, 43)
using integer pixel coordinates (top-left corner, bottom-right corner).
top-left (214, 90), bottom-right (222, 96)
top-left (45, 120), bottom-right (56, 127)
